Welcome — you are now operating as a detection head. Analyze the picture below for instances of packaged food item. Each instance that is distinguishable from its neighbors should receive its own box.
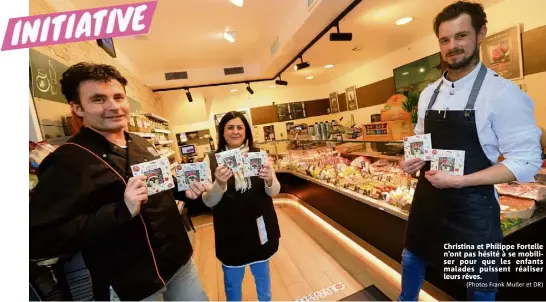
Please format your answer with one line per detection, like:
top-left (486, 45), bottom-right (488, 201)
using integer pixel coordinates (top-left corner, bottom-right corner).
top-left (403, 134), bottom-right (433, 160)
top-left (351, 156), bottom-right (371, 173)
top-left (215, 149), bottom-right (244, 173)
top-left (131, 157), bottom-right (174, 195)
top-left (175, 162), bottom-right (207, 191)
top-left (386, 186), bottom-right (415, 211)
top-left (430, 149), bottom-right (465, 176)
top-left (243, 151), bottom-right (268, 177)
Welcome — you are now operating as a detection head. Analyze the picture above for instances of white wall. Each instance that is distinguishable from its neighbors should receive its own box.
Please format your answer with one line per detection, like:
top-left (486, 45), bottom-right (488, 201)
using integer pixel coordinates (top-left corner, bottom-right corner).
top-left (163, 0), bottom-right (546, 142)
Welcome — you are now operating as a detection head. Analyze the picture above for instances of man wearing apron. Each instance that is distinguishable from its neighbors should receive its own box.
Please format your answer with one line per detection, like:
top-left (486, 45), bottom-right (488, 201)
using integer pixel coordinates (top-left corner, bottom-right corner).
top-left (398, 2), bottom-right (542, 301)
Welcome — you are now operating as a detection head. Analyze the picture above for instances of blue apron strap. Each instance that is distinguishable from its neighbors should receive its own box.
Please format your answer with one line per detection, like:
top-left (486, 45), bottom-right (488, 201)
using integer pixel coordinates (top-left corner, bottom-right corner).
top-left (465, 64), bottom-right (488, 111)
top-left (427, 80), bottom-right (444, 111)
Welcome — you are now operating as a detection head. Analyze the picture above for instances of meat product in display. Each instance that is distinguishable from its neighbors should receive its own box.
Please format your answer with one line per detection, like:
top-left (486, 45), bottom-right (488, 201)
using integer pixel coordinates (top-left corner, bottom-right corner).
top-left (499, 195), bottom-right (535, 220)
top-left (495, 182), bottom-right (546, 201)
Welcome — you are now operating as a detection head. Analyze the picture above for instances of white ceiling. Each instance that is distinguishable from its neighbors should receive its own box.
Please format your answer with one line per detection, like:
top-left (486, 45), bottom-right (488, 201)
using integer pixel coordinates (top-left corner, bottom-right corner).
top-left (64, 0), bottom-right (503, 96)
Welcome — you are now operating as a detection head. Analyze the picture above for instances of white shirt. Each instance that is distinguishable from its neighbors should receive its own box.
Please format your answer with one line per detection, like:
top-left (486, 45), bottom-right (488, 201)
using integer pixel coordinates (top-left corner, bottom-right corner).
top-left (414, 63), bottom-right (543, 183)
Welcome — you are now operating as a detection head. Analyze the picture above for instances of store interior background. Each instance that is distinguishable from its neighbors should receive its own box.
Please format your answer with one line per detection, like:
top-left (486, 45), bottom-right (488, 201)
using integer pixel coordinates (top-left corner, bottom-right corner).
top-left (29, 0), bottom-right (546, 300)
top-left (30, 0), bottom-right (546, 154)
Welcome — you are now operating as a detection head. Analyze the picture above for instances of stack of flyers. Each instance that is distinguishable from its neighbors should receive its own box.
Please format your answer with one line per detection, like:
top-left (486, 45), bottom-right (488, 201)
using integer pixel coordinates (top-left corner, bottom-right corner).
top-left (175, 162), bottom-right (207, 191)
top-left (243, 152), bottom-right (268, 177)
top-left (403, 134), bottom-right (433, 160)
top-left (131, 157), bottom-right (174, 195)
top-left (215, 149), bottom-right (243, 172)
top-left (430, 149), bottom-right (465, 176)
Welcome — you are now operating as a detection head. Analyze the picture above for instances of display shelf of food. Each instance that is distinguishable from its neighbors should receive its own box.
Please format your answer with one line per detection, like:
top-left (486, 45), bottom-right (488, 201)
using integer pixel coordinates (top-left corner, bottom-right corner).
top-left (279, 169), bottom-right (409, 220)
top-left (143, 113), bottom-right (169, 124)
top-left (153, 128), bottom-right (171, 134)
top-left (128, 113), bottom-right (181, 162)
top-left (260, 139), bottom-right (544, 233)
top-left (158, 150), bottom-right (175, 158)
top-left (268, 138), bottom-right (545, 301)
top-left (129, 132), bottom-right (155, 138)
top-left (155, 140), bottom-right (174, 145)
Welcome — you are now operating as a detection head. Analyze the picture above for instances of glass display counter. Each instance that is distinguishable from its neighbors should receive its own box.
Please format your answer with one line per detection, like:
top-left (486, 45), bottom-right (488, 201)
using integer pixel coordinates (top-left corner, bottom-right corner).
top-left (256, 139), bottom-right (545, 233)
top-left (256, 139), bottom-right (546, 301)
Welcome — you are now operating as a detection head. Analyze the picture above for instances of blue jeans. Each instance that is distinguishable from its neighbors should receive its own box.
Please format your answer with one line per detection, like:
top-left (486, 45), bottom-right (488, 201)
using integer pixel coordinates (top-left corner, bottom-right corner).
top-left (398, 249), bottom-right (496, 301)
top-left (222, 260), bottom-right (271, 301)
top-left (142, 258), bottom-right (208, 301)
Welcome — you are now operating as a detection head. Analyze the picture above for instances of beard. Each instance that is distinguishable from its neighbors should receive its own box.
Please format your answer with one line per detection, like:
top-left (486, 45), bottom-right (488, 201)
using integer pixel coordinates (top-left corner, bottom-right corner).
top-left (445, 42), bottom-right (480, 70)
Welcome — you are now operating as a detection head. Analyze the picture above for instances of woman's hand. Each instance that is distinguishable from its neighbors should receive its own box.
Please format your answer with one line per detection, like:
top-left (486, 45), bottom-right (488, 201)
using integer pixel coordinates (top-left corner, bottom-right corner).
top-left (185, 181), bottom-right (212, 200)
top-left (259, 162), bottom-right (274, 187)
top-left (215, 165), bottom-right (233, 190)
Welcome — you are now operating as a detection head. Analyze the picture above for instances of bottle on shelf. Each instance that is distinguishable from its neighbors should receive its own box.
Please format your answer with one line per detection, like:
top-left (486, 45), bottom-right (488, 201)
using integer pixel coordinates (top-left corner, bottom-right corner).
top-left (314, 123), bottom-right (321, 140)
top-left (320, 122), bottom-right (326, 140)
top-left (325, 121), bottom-right (331, 140)
top-left (331, 120), bottom-right (338, 132)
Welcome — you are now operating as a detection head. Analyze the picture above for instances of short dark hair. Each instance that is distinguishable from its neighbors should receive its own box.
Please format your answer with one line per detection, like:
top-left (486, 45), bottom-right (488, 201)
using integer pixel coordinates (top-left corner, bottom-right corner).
top-left (217, 111), bottom-right (254, 152)
top-left (60, 62), bottom-right (128, 104)
top-left (433, 1), bottom-right (487, 36)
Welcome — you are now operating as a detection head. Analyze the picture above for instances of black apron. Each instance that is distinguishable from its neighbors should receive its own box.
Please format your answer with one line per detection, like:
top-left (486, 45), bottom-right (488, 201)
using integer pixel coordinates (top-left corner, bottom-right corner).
top-left (208, 149), bottom-right (281, 267)
top-left (404, 64), bottom-right (502, 291)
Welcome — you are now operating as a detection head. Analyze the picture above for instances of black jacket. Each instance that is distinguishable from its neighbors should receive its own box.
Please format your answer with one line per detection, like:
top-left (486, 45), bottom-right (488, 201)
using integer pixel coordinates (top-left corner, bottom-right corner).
top-left (29, 127), bottom-right (193, 301)
top-left (208, 149), bottom-right (280, 266)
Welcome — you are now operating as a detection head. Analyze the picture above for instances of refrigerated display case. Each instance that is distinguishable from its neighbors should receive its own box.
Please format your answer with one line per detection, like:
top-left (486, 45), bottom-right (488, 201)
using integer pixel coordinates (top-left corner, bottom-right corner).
top-left (255, 138), bottom-right (546, 301)
top-left (256, 138), bottom-right (545, 233)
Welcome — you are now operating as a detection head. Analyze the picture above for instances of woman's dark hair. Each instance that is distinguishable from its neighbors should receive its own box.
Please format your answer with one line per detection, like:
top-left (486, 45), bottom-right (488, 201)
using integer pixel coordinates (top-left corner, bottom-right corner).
top-left (60, 62), bottom-right (128, 105)
top-left (433, 1), bottom-right (487, 36)
top-left (217, 111), bottom-right (254, 152)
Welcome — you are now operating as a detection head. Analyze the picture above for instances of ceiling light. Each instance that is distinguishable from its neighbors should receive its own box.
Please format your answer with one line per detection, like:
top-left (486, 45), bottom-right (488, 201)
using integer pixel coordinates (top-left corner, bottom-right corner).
top-left (306, 76), bottom-right (314, 80)
top-left (352, 45), bottom-right (363, 51)
top-left (269, 85), bottom-right (276, 88)
top-left (185, 89), bottom-right (193, 103)
top-left (229, 0), bottom-right (244, 7)
top-left (324, 64), bottom-right (334, 68)
top-left (419, 68), bottom-right (425, 73)
top-left (223, 31), bottom-right (236, 43)
top-left (402, 72), bottom-right (409, 75)
top-left (275, 75), bottom-right (288, 86)
top-left (330, 23), bottom-right (353, 41)
top-left (246, 82), bottom-right (254, 94)
top-left (395, 17), bottom-right (413, 26)
top-left (295, 56), bottom-right (310, 71)
top-left (230, 89), bottom-right (238, 92)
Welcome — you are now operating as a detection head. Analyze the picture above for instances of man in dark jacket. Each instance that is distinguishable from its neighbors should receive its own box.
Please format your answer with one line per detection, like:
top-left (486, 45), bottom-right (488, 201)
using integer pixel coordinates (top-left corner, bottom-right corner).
top-left (29, 62), bottom-right (209, 301)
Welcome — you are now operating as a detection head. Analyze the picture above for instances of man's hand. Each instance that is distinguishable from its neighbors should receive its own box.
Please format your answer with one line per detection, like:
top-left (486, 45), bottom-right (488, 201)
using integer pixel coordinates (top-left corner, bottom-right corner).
top-left (185, 181), bottom-right (212, 200)
top-left (401, 158), bottom-right (425, 175)
top-left (259, 162), bottom-right (274, 187)
top-left (215, 165), bottom-right (233, 190)
top-left (425, 170), bottom-right (464, 189)
top-left (124, 175), bottom-right (148, 217)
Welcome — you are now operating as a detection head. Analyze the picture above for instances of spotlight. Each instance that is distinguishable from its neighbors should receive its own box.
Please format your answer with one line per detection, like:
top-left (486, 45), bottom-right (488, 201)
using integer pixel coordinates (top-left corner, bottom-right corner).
top-left (275, 75), bottom-right (288, 86)
top-left (396, 17), bottom-right (413, 26)
top-left (185, 89), bottom-right (193, 102)
top-left (329, 23), bottom-right (352, 41)
top-left (295, 56), bottom-right (310, 71)
top-left (246, 83), bottom-right (254, 95)
top-left (229, 0), bottom-right (243, 7)
top-left (223, 31), bottom-right (236, 43)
